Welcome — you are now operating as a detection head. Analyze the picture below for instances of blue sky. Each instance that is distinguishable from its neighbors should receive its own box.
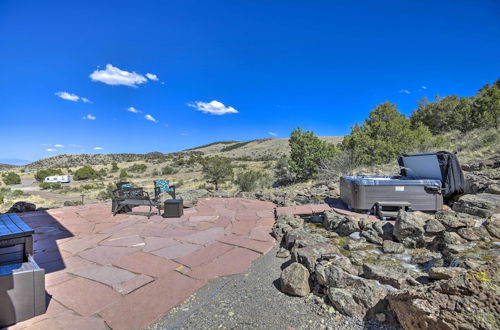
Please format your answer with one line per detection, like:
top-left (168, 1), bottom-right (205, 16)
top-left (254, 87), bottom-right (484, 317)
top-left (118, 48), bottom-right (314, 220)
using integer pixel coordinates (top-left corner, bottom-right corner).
top-left (1, 0), bottom-right (499, 162)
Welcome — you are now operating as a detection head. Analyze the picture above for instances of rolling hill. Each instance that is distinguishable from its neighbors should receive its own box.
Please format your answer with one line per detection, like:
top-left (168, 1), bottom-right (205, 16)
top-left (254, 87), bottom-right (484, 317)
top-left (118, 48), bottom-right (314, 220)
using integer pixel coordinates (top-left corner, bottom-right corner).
top-left (20, 136), bottom-right (343, 169)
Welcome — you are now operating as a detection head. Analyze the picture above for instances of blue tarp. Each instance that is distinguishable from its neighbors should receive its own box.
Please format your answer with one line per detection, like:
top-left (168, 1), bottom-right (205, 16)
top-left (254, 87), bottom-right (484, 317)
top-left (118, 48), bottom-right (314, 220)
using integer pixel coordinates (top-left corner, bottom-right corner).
top-left (342, 175), bottom-right (441, 187)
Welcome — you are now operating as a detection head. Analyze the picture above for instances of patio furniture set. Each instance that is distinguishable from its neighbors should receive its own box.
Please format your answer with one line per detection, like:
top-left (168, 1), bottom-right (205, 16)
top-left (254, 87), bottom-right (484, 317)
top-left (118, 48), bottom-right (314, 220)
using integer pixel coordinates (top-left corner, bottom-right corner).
top-left (111, 179), bottom-right (183, 218)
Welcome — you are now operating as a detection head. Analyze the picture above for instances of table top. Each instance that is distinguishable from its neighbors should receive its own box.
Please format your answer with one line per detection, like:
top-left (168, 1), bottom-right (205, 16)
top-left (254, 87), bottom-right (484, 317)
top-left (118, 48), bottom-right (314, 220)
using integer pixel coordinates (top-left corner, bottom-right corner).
top-left (0, 213), bottom-right (34, 240)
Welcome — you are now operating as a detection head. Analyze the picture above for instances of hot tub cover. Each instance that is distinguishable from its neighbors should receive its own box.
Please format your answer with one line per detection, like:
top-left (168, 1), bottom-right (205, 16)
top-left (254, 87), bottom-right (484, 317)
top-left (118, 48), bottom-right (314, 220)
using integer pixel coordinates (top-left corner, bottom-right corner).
top-left (342, 175), bottom-right (442, 186)
top-left (398, 151), bottom-right (465, 198)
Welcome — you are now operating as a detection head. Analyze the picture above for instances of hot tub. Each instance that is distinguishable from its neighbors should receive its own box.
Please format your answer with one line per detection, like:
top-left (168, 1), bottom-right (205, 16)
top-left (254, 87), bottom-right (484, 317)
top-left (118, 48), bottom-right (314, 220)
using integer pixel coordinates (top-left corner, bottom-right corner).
top-left (340, 175), bottom-right (443, 212)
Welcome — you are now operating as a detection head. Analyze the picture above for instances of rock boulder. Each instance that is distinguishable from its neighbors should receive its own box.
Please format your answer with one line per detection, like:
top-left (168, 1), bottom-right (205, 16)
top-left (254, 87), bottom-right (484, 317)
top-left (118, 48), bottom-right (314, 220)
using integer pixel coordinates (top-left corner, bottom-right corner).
top-left (394, 211), bottom-right (426, 248)
top-left (280, 262), bottom-right (311, 297)
top-left (452, 193), bottom-right (500, 218)
top-left (7, 201), bottom-right (36, 213)
top-left (387, 262), bottom-right (500, 330)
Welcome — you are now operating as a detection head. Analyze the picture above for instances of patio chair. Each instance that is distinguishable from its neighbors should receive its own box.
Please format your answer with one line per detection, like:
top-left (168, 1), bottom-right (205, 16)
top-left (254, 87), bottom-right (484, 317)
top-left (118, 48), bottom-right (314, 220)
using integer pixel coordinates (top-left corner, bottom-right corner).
top-left (153, 179), bottom-right (176, 201)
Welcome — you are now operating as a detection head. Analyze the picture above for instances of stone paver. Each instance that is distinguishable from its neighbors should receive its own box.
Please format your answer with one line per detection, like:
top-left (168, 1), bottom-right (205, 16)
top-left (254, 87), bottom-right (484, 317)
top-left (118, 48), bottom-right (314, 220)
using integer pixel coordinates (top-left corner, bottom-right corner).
top-left (79, 246), bottom-right (140, 265)
top-left (112, 274), bottom-right (154, 295)
top-left (70, 265), bottom-right (137, 286)
top-left (180, 227), bottom-right (225, 245)
top-left (174, 241), bottom-right (234, 268)
top-left (47, 277), bottom-right (121, 317)
top-left (112, 251), bottom-right (180, 277)
top-left (188, 247), bottom-right (261, 280)
top-left (13, 198), bottom-right (276, 330)
top-left (151, 242), bottom-right (202, 259)
top-left (100, 272), bottom-right (205, 330)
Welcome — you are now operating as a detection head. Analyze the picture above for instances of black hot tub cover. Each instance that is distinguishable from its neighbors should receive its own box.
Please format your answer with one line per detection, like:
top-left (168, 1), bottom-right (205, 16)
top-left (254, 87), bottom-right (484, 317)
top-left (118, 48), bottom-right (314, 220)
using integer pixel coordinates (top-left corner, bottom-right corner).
top-left (398, 151), bottom-right (465, 198)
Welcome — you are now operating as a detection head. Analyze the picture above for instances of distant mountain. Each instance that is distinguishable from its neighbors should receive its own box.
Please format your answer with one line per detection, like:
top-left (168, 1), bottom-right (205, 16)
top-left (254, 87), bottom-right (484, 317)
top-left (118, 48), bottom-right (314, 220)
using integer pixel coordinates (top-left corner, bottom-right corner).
top-left (0, 158), bottom-right (31, 166)
top-left (21, 136), bottom-right (343, 169)
top-left (0, 163), bottom-right (19, 170)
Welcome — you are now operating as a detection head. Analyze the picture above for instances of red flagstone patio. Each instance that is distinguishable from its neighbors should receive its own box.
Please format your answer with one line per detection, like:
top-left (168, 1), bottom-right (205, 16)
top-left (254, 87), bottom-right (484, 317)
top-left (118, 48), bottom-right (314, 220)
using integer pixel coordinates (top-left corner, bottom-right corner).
top-left (6, 198), bottom-right (276, 330)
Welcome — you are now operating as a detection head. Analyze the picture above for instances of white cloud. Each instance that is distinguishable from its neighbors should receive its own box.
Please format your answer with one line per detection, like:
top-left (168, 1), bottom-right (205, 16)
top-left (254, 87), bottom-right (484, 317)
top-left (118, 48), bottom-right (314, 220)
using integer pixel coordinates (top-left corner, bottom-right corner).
top-left (54, 144), bottom-right (64, 148)
top-left (90, 64), bottom-right (147, 87)
top-left (82, 114), bottom-right (96, 120)
top-left (55, 91), bottom-right (79, 102)
top-left (46, 148), bottom-right (57, 152)
top-left (268, 132), bottom-right (277, 136)
top-left (421, 85), bottom-right (427, 90)
top-left (188, 100), bottom-right (239, 115)
top-left (144, 114), bottom-right (157, 123)
top-left (55, 91), bottom-right (91, 103)
top-left (399, 89), bottom-right (411, 94)
top-left (93, 146), bottom-right (104, 150)
top-left (127, 106), bottom-right (142, 114)
top-left (146, 73), bottom-right (159, 81)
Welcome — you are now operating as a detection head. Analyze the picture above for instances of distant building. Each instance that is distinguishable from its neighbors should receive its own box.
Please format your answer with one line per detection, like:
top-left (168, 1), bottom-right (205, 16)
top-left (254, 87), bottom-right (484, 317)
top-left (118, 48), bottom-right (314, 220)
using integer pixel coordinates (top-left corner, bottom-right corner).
top-left (43, 175), bottom-right (71, 183)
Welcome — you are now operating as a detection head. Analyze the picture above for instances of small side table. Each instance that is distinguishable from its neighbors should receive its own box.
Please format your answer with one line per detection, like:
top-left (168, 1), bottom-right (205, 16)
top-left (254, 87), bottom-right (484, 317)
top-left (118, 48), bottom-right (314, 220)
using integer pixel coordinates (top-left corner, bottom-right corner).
top-left (163, 199), bottom-right (183, 218)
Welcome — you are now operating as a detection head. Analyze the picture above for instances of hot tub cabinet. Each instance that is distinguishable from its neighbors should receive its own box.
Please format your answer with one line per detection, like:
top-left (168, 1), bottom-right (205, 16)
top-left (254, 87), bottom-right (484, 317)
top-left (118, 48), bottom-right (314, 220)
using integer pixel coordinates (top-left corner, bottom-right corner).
top-left (0, 214), bottom-right (46, 327)
top-left (340, 176), bottom-right (443, 212)
top-left (339, 151), bottom-right (465, 218)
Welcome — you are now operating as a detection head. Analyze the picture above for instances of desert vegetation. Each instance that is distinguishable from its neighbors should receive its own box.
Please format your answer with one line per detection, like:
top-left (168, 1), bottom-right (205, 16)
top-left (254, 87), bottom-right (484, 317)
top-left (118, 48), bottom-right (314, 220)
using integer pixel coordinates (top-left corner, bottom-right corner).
top-left (0, 77), bottom-right (498, 212)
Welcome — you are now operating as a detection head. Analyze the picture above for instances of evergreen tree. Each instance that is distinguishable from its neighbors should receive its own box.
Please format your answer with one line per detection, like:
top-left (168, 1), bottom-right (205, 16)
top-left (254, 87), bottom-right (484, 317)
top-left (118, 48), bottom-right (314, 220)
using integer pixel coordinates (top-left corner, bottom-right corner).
top-left (342, 102), bottom-right (432, 165)
top-left (288, 127), bottom-right (338, 181)
top-left (201, 156), bottom-right (233, 190)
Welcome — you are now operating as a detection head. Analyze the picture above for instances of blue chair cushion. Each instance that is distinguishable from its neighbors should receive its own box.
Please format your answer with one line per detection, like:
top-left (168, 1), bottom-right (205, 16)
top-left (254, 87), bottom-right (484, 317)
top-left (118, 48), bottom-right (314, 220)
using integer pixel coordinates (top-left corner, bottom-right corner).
top-left (155, 179), bottom-right (173, 192)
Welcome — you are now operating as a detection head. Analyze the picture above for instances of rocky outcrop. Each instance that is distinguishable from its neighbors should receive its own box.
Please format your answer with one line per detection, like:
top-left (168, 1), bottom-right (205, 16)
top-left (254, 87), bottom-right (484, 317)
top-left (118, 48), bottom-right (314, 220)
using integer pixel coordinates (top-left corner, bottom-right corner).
top-left (316, 264), bottom-right (389, 317)
top-left (484, 213), bottom-right (500, 239)
top-left (428, 267), bottom-right (466, 280)
top-left (291, 243), bottom-right (340, 272)
top-left (280, 262), bottom-right (311, 297)
top-left (387, 262), bottom-right (500, 330)
top-left (272, 213), bottom-right (304, 241)
top-left (382, 240), bottom-right (405, 254)
top-left (452, 193), bottom-right (500, 218)
top-left (393, 211), bottom-right (427, 248)
top-left (176, 189), bottom-right (209, 208)
top-left (362, 263), bottom-right (419, 289)
top-left (7, 201), bottom-right (36, 213)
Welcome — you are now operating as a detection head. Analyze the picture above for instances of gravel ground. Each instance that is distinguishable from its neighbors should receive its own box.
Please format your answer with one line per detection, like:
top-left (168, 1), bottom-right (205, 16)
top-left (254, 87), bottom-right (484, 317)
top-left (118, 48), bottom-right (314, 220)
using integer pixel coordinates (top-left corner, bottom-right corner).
top-left (148, 246), bottom-right (397, 330)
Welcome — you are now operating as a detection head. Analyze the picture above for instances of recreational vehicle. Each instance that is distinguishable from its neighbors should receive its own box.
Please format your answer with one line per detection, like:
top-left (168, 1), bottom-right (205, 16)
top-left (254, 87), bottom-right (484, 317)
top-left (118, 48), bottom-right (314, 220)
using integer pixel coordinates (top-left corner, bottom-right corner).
top-left (43, 175), bottom-right (71, 183)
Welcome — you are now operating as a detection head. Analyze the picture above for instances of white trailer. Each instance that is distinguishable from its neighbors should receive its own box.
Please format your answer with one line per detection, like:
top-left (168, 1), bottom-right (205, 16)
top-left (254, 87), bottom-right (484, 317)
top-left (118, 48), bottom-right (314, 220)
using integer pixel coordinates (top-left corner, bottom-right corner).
top-left (43, 175), bottom-right (71, 183)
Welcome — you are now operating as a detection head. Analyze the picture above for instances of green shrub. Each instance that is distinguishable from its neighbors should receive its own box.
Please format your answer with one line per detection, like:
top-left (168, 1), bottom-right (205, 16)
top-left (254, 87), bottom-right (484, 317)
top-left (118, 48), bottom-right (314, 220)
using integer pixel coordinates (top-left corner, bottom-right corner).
top-left (0, 193), bottom-right (3, 204)
top-left (35, 168), bottom-right (63, 182)
top-left (119, 169), bottom-right (129, 179)
top-left (39, 182), bottom-right (62, 190)
top-left (341, 102), bottom-right (432, 166)
top-left (80, 184), bottom-right (97, 190)
top-left (3, 172), bottom-right (21, 185)
top-left (74, 166), bottom-right (98, 180)
top-left (288, 127), bottom-right (338, 182)
top-left (98, 168), bottom-right (107, 177)
top-left (12, 189), bottom-right (24, 197)
top-left (161, 165), bottom-right (177, 175)
top-left (319, 150), bottom-right (359, 181)
top-left (201, 156), bottom-right (233, 190)
top-left (96, 190), bottom-right (110, 201)
top-left (129, 163), bottom-right (147, 173)
top-left (274, 156), bottom-right (296, 185)
top-left (235, 170), bottom-right (270, 192)
top-left (110, 162), bottom-right (119, 172)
